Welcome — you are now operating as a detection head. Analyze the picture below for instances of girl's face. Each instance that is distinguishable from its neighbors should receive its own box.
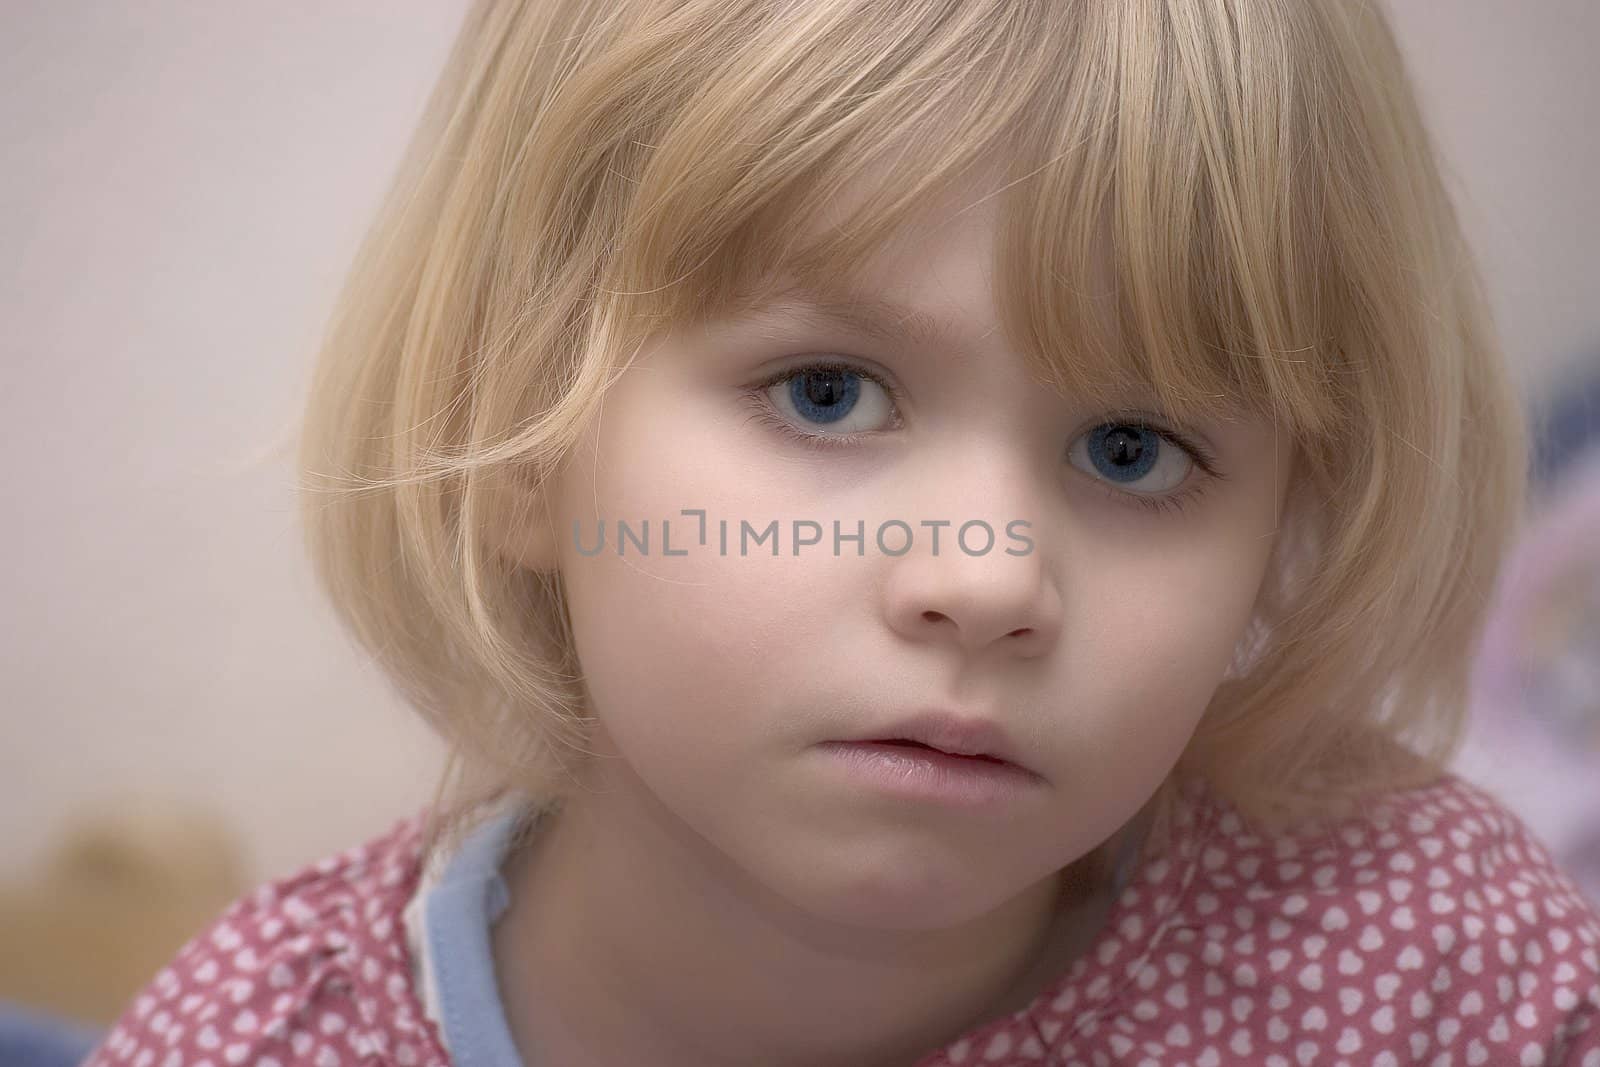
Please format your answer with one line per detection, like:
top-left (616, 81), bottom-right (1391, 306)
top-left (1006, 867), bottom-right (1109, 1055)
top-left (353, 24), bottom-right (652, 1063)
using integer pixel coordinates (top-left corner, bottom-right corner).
top-left (515, 175), bottom-right (1292, 931)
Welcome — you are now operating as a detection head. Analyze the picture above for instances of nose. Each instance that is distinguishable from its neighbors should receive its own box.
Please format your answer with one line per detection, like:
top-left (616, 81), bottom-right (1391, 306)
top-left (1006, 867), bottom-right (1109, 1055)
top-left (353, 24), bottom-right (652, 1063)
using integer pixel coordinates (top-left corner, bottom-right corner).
top-left (880, 513), bottom-right (1062, 660)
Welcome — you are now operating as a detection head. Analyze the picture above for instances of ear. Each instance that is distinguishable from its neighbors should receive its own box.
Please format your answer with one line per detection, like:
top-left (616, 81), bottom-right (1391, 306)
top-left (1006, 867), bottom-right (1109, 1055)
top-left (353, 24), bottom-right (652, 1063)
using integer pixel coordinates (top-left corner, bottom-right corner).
top-left (482, 465), bottom-right (562, 574)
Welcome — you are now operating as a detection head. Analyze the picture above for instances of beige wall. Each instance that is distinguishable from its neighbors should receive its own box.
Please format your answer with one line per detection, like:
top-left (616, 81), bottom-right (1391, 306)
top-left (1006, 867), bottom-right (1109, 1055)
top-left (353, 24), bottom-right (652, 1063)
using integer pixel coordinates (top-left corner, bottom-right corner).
top-left (1383, 0), bottom-right (1600, 394)
top-left (3, 3), bottom-right (1597, 886)
top-left (0, 5), bottom-right (469, 883)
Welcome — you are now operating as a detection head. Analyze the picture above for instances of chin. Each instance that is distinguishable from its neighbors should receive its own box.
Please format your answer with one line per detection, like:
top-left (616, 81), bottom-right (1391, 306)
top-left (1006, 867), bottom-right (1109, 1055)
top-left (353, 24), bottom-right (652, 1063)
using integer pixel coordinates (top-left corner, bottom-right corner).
top-left (761, 849), bottom-right (1023, 933)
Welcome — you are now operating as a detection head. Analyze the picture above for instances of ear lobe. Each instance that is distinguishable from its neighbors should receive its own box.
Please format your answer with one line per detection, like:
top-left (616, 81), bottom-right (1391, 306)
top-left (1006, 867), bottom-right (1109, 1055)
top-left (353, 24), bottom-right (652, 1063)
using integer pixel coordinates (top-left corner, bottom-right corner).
top-left (483, 470), bottom-right (562, 574)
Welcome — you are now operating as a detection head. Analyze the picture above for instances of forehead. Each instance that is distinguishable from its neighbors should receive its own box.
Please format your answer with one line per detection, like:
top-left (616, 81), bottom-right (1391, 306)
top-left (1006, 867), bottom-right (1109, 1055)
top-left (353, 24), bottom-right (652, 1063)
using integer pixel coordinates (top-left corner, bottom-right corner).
top-left (636, 146), bottom-right (1264, 429)
top-left (721, 282), bottom-right (982, 351)
top-left (691, 277), bottom-right (1183, 427)
top-left (710, 165), bottom-right (1118, 352)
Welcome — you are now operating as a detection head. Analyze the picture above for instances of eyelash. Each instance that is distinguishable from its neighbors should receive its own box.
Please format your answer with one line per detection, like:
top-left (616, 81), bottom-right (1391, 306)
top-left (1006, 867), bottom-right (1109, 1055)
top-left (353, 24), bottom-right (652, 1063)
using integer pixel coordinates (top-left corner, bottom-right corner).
top-left (740, 358), bottom-right (1228, 516)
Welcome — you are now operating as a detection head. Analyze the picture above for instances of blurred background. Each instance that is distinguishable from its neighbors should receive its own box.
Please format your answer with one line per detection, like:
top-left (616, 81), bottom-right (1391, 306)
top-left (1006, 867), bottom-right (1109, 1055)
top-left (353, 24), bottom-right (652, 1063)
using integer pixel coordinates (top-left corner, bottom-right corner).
top-left (1, 0), bottom-right (1597, 1050)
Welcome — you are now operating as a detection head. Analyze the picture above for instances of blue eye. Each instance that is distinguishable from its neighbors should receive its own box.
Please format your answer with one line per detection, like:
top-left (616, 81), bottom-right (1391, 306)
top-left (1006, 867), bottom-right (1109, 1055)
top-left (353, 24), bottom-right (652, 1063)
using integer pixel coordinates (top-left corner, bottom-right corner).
top-left (788, 369), bottom-right (861, 424)
top-left (744, 365), bottom-right (1221, 513)
top-left (1067, 423), bottom-right (1193, 495)
top-left (761, 363), bottom-right (896, 436)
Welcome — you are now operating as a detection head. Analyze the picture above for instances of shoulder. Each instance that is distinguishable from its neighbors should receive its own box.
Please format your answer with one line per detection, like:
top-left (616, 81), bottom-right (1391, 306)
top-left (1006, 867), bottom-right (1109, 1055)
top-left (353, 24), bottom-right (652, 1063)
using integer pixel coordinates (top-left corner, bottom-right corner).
top-left (956, 772), bottom-right (1600, 1067)
top-left (80, 807), bottom-right (453, 1067)
top-left (1167, 771), bottom-right (1600, 1064)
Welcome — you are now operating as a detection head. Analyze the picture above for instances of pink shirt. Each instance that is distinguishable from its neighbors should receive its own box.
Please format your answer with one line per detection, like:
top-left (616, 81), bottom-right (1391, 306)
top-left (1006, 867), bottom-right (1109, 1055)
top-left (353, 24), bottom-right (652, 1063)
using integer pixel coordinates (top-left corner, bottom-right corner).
top-left (82, 771), bottom-right (1600, 1066)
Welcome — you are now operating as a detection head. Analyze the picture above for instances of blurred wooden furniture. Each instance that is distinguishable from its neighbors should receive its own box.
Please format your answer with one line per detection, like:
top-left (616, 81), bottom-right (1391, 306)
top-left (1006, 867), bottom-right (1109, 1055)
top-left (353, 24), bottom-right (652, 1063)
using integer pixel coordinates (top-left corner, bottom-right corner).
top-left (0, 794), bottom-right (248, 1027)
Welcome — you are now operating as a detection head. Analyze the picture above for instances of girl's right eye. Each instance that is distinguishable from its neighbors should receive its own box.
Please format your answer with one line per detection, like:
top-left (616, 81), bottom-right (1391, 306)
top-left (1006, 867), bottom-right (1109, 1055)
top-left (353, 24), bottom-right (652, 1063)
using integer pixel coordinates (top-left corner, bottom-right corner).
top-left (743, 361), bottom-right (900, 447)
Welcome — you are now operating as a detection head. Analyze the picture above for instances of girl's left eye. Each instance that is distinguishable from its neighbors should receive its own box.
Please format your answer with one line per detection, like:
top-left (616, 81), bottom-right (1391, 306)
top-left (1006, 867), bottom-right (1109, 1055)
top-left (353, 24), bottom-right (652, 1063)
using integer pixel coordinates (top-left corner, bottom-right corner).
top-left (1065, 423), bottom-right (1193, 496)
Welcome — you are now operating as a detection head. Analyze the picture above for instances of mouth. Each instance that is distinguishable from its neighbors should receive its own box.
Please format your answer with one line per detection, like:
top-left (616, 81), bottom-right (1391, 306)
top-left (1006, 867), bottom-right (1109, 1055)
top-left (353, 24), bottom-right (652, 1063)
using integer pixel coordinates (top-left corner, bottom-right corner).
top-left (866, 739), bottom-right (1014, 765)
top-left (816, 739), bottom-right (1042, 806)
top-left (840, 709), bottom-right (1033, 774)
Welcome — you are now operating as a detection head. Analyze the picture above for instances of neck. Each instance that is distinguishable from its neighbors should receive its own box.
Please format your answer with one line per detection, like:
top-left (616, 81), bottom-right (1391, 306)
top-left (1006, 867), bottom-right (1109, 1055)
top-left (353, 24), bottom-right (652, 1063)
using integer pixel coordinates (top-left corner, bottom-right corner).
top-left (489, 762), bottom-right (1143, 1067)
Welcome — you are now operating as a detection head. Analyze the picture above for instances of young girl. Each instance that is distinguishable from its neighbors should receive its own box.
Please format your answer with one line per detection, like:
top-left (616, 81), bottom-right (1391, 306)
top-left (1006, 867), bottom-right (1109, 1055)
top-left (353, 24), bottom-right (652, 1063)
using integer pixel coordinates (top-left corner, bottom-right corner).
top-left (86, 0), bottom-right (1600, 1064)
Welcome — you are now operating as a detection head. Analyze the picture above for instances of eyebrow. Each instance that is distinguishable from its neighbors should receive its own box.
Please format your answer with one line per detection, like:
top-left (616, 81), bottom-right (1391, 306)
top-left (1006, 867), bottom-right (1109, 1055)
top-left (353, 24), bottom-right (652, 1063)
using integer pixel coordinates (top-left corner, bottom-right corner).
top-left (717, 283), bottom-right (983, 351)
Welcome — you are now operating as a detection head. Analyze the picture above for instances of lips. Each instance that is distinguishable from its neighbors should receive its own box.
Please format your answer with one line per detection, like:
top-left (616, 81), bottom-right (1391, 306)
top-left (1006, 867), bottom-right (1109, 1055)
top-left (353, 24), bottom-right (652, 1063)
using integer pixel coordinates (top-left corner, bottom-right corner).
top-left (868, 740), bottom-right (1010, 765)
top-left (818, 739), bottom-right (1041, 806)
top-left (843, 709), bottom-right (1032, 774)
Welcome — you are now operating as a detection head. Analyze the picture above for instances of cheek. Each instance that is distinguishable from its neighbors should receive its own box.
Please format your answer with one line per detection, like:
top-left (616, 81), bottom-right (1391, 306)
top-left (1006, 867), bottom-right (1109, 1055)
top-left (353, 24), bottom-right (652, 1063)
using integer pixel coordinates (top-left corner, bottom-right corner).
top-left (558, 548), bottom-right (853, 814)
top-left (1067, 522), bottom-right (1276, 756)
top-left (550, 378), bottom-right (856, 702)
top-left (551, 438), bottom-right (841, 767)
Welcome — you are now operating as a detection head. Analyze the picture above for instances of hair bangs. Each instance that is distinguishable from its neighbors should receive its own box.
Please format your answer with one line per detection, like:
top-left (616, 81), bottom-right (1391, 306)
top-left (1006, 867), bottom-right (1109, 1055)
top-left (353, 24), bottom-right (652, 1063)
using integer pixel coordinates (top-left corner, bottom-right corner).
top-left (986, 0), bottom-right (1343, 447)
top-left (584, 0), bottom-right (1342, 457)
top-left (581, 0), bottom-right (1069, 345)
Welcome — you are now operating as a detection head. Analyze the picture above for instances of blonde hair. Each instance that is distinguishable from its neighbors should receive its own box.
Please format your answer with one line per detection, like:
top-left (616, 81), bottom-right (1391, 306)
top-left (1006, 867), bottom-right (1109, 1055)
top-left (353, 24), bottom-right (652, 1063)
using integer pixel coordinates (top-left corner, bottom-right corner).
top-left (296, 0), bottom-right (1527, 868)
